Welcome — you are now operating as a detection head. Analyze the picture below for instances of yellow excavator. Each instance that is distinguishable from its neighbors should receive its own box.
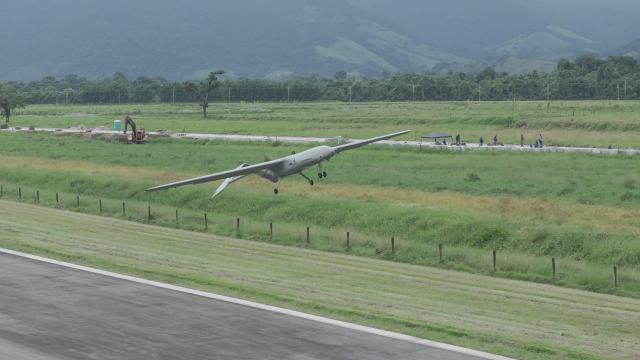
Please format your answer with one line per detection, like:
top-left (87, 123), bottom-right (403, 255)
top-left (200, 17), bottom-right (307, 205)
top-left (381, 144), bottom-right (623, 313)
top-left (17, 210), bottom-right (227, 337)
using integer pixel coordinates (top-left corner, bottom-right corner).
top-left (121, 115), bottom-right (149, 144)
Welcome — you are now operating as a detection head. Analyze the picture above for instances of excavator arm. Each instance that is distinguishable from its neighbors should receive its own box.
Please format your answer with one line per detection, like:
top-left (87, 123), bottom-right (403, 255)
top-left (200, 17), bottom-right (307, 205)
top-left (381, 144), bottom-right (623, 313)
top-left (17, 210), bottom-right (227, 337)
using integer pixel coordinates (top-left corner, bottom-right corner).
top-left (123, 115), bottom-right (136, 134)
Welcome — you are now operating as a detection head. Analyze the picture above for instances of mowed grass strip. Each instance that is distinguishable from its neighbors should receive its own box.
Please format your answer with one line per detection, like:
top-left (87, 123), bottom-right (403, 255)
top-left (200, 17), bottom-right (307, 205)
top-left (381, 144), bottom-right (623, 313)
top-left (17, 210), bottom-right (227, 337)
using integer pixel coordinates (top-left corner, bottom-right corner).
top-left (10, 101), bottom-right (640, 147)
top-left (0, 201), bottom-right (638, 360)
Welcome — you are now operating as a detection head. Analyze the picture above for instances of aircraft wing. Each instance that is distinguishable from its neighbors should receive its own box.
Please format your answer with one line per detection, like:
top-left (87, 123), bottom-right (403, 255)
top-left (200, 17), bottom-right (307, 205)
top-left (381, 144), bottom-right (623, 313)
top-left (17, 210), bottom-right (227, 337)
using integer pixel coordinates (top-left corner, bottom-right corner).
top-left (146, 159), bottom-right (283, 192)
top-left (332, 130), bottom-right (411, 153)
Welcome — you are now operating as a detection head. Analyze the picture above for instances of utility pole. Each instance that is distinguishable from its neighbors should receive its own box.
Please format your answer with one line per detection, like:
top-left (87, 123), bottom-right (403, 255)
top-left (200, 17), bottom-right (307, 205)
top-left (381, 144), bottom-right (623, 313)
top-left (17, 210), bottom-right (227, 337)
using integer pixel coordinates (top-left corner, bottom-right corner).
top-left (618, 83), bottom-right (620, 101)
top-left (349, 87), bottom-right (352, 103)
top-left (478, 84), bottom-right (481, 102)
top-left (118, 90), bottom-right (120, 105)
top-left (547, 83), bottom-right (550, 101)
top-left (412, 84), bottom-right (415, 102)
top-left (287, 86), bottom-right (290, 103)
top-left (625, 81), bottom-right (627, 98)
top-left (172, 88), bottom-right (175, 104)
top-left (228, 87), bottom-right (231, 103)
top-left (512, 86), bottom-right (516, 115)
top-left (65, 90), bottom-right (68, 106)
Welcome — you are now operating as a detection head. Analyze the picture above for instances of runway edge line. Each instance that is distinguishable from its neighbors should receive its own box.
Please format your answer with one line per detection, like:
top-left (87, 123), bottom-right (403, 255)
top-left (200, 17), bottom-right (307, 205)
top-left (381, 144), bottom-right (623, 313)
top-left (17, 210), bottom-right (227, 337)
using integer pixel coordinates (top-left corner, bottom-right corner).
top-left (0, 247), bottom-right (515, 360)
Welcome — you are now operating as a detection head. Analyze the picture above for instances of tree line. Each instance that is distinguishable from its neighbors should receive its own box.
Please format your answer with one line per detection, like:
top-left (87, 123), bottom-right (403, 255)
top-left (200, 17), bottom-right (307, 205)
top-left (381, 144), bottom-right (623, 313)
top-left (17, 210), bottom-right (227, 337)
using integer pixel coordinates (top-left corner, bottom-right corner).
top-left (3, 55), bottom-right (640, 112)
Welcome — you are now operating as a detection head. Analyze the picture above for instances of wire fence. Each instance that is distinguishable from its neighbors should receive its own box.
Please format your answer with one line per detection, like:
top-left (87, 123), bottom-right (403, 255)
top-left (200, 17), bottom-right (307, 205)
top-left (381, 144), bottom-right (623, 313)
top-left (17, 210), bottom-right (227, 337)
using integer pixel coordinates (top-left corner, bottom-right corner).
top-left (22, 83), bottom-right (640, 105)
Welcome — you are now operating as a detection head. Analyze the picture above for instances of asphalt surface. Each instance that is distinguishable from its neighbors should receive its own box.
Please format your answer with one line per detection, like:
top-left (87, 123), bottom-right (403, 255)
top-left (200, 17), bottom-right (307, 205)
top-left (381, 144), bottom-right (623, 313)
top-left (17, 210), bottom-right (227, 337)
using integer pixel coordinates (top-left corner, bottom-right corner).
top-left (0, 253), bottom-right (487, 360)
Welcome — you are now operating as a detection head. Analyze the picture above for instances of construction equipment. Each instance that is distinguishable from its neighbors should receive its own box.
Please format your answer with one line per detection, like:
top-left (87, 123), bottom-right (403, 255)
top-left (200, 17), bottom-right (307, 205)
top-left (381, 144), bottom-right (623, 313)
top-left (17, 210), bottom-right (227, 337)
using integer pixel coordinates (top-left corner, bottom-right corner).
top-left (121, 115), bottom-right (148, 144)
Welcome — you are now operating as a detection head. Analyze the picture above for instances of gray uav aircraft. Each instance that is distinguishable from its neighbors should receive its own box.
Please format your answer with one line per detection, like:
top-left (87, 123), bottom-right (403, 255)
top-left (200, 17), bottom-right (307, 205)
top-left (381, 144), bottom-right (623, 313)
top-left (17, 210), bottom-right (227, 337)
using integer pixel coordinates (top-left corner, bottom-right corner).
top-left (146, 130), bottom-right (410, 197)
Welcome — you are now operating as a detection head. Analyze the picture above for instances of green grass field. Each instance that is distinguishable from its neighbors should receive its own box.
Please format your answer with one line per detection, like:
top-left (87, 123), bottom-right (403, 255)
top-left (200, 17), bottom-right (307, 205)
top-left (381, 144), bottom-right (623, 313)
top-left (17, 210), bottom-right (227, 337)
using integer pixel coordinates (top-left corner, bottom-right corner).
top-left (9, 100), bottom-right (640, 147)
top-left (1, 131), bottom-right (639, 299)
top-left (2, 101), bottom-right (640, 359)
top-left (1, 201), bottom-right (638, 360)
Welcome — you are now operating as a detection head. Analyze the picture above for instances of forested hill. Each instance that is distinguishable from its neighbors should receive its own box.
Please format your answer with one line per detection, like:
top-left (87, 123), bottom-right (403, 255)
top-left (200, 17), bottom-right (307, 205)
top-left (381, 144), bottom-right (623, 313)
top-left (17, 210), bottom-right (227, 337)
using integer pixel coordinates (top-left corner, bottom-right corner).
top-left (10, 55), bottom-right (640, 104)
top-left (0, 0), bottom-right (466, 82)
top-left (600, 40), bottom-right (640, 60)
top-left (2, 0), bottom-right (639, 82)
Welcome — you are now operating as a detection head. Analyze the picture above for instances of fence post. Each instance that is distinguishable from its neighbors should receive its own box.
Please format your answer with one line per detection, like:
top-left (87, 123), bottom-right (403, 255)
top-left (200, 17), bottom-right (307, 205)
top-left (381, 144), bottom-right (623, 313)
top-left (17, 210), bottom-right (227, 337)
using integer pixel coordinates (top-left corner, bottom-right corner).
top-left (205, 214), bottom-right (208, 228)
top-left (493, 250), bottom-right (497, 271)
top-left (76, 196), bottom-right (79, 207)
top-left (439, 244), bottom-right (443, 262)
top-left (176, 210), bottom-right (178, 222)
top-left (56, 193), bottom-right (59, 204)
top-left (552, 258), bottom-right (556, 278)
top-left (347, 232), bottom-right (350, 246)
top-left (270, 222), bottom-right (273, 238)
top-left (307, 227), bottom-right (310, 244)
top-left (1, 185), bottom-right (2, 195)
top-left (148, 206), bottom-right (151, 222)
top-left (37, 190), bottom-right (39, 203)
top-left (236, 218), bottom-right (240, 231)
top-left (19, 188), bottom-right (21, 199)
top-left (122, 203), bottom-right (125, 217)
top-left (614, 267), bottom-right (618, 288)
top-left (391, 237), bottom-right (395, 252)
top-left (99, 200), bottom-right (102, 213)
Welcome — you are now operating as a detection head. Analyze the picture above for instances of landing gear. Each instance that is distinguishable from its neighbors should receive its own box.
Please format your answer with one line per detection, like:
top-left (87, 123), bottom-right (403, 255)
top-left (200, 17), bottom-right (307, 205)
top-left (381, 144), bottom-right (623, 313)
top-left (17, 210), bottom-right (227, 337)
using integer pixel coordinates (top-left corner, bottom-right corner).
top-left (274, 177), bottom-right (282, 195)
top-left (318, 163), bottom-right (326, 178)
top-left (299, 172), bottom-right (314, 186)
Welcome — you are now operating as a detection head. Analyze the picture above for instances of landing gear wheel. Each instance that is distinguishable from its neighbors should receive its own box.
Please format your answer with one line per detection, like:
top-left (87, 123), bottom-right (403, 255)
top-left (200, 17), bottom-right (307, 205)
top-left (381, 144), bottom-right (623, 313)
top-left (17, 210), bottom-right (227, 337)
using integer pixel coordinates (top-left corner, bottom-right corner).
top-left (309, 180), bottom-right (314, 186)
top-left (274, 189), bottom-right (279, 195)
top-left (322, 171), bottom-right (327, 178)
top-left (318, 173), bottom-right (323, 179)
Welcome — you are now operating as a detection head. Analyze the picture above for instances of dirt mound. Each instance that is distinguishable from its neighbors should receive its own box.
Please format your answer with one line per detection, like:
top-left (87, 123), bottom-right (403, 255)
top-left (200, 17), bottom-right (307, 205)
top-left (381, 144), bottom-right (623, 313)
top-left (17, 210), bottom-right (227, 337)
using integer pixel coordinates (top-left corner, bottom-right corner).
top-left (93, 126), bottom-right (109, 131)
top-left (68, 125), bottom-right (88, 131)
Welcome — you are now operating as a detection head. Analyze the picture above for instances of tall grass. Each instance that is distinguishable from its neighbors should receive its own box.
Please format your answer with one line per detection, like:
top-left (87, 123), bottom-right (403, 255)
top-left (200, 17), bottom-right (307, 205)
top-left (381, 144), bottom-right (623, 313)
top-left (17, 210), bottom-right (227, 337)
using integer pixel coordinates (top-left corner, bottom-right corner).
top-left (1, 180), bottom-right (639, 299)
top-left (5, 132), bottom-right (640, 209)
top-left (2, 132), bottom-right (640, 296)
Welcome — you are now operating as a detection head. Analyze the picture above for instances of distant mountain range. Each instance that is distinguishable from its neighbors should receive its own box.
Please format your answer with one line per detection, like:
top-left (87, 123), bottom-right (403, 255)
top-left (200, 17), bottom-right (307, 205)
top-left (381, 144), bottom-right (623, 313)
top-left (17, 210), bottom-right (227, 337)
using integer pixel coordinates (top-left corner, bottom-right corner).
top-left (599, 40), bottom-right (640, 59)
top-left (1, 0), bottom-right (638, 82)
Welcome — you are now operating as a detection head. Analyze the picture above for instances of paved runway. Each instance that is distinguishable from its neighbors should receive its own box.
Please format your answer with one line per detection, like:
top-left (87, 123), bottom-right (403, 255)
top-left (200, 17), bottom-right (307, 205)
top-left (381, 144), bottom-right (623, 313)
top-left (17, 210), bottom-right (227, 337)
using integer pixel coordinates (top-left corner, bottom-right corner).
top-left (3, 128), bottom-right (631, 155)
top-left (0, 253), bottom-right (489, 360)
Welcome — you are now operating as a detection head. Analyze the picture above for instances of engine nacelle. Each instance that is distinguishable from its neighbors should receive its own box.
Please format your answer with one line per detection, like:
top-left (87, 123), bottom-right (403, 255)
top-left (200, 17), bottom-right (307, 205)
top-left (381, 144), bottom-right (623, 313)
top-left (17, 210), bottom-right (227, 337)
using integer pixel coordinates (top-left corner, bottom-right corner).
top-left (255, 169), bottom-right (279, 183)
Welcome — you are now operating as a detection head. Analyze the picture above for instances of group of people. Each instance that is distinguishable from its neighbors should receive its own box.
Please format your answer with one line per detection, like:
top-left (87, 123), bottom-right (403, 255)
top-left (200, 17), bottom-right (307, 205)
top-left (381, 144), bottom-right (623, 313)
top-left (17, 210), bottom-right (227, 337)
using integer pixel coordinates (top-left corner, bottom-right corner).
top-left (435, 133), bottom-right (616, 149)
top-left (526, 134), bottom-right (544, 148)
top-left (444, 134), bottom-right (545, 147)
top-left (436, 133), bottom-right (546, 147)
top-left (476, 134), bottom-right (544, 147)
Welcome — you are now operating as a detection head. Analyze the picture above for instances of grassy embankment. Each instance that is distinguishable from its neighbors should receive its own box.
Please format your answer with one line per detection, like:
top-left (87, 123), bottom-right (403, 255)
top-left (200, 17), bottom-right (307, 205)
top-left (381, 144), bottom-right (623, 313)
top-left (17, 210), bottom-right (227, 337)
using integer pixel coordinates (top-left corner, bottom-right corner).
top-left (9, 100), bottom-right (640, 147)
top-left (1, 132), bottom-right (639, 298)
top-left (1, 201), bottom-right (639, 360)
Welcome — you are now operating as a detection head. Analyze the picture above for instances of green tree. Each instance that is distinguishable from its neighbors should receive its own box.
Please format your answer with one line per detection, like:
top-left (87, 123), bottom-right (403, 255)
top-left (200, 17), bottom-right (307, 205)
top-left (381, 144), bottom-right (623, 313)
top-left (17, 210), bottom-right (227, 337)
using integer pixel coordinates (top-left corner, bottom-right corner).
top-left (557, 58), bottom-right (574, 71)
top-left (113, 72), bottom-right (128, 81)
top-left (0, 84), bottom-right (25, 123)
top-left (334, 70), bottom-right (347, 80)
top-left (183, 70), bottom-right (225, 117)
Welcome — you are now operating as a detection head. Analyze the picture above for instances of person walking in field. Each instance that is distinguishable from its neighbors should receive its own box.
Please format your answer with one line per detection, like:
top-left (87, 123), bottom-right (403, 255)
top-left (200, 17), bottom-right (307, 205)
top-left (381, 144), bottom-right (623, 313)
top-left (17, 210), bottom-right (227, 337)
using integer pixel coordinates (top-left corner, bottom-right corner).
top-left (479, 136), bottom-right (484, 146)
top-left (456, 134), bottom-right (460, 144)
top-left (538, 134), bottom-right (543, 147)
top-left (521, 134), bottom-right (524, 147)
top-left (493, 135), bottom-right (498, 143)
